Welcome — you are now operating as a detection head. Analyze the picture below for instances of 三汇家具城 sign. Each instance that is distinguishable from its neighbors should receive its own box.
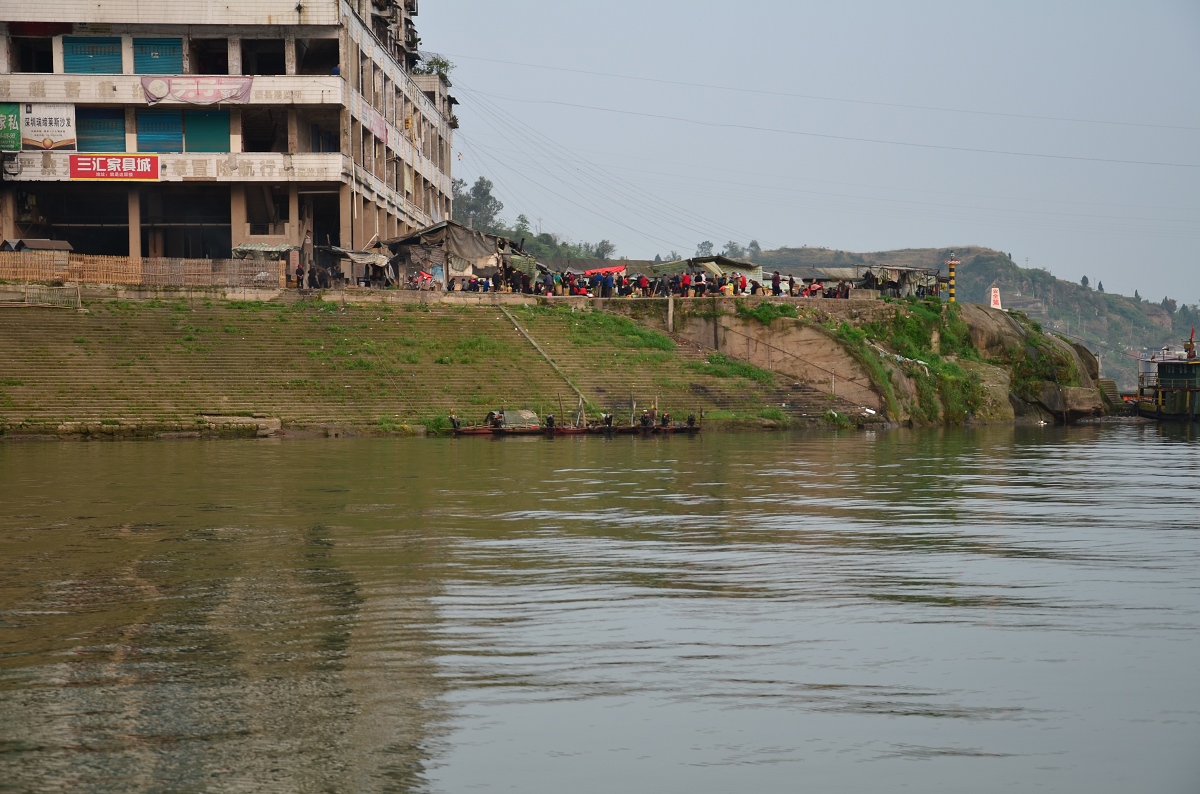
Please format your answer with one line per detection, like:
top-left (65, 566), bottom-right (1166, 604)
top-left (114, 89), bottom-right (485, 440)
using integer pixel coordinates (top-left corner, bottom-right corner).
top-left (69, 154), bottom-right (160, 181)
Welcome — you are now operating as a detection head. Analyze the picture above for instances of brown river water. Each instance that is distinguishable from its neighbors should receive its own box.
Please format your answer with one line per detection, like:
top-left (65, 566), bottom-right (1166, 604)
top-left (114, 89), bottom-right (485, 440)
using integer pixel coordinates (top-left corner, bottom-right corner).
top-left (1, 425), bottom-right (1198, 793)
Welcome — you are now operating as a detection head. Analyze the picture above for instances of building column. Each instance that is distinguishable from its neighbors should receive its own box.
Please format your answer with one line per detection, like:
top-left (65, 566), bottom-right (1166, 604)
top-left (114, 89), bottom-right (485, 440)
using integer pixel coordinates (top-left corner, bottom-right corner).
top-left (288, 184), bottom-right (299, 246)
top-left (121, 35), bottom-right (134, 75)
top-left (51, 36), bottom-right (64, 74)
top-left (339, 184), bottom-right (353, 251)
top-left (230, 185), bottom-right (248, 248)
top-left (128, 188), bottom-right (141, 259)
top-left (285, 35), bottom-right (297, 75)
top-left (124, 107), bottom-right (137, 152)
top-left (286, 109), bottom-right (299, 154)
top-left (228, 37), bottom-right (241, 75)
top-left (230, 109), bottom-right (243, 153)
top-left (0, 190), bottom-right (17, 242)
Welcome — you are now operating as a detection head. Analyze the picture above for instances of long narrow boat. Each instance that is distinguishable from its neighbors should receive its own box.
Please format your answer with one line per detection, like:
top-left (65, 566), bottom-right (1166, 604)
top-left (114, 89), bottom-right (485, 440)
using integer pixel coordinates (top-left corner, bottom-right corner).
top-left (453, 425), bottom-right (589, 437)
top-left (587, 424), bottom-right (701, 436)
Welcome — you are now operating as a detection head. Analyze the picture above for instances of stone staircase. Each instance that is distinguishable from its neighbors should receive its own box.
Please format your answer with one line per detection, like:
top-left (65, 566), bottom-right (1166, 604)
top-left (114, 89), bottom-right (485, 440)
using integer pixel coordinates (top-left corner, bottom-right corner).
top-left (1096, 377), bottom-right (1125, 413)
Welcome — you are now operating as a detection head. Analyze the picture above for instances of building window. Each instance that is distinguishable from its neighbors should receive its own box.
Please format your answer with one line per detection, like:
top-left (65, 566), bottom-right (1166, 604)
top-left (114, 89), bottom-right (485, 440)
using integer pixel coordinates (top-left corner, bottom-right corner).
top-left (183, 110), bottom-right (230, 153)
top-left (136, 109), bottom-right (184, 153)
top-left (76, 108), bottom-right (127, 152)
top-left (63, 37), bottom-right (123, 75)
top-left (10, 38), bottom-right (53, 73)
top-left (133, 38), bottom-right (184, 74)
top-left (188, 39), bottom-right (229, 75)
top-left (241, 40), bottom-right (286, 76)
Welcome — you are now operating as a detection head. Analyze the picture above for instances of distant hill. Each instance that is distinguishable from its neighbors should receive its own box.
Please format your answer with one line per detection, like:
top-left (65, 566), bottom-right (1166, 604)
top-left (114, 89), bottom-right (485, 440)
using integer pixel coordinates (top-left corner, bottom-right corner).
top-left (757, 245), bottom-right (1196, 391)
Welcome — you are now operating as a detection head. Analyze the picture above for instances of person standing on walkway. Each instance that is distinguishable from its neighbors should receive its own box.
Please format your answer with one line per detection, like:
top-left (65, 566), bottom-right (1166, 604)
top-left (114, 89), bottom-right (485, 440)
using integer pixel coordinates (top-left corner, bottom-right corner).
top-left (295, 265), bottom-right (305, 289)
top-left (772, 271), bottom-right (782, 296)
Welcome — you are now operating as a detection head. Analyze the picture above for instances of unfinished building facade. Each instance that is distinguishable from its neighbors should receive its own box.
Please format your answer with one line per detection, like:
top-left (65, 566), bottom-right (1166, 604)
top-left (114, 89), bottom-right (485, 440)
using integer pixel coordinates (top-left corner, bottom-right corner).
top-left (0, 0), bottom-right (455, 259)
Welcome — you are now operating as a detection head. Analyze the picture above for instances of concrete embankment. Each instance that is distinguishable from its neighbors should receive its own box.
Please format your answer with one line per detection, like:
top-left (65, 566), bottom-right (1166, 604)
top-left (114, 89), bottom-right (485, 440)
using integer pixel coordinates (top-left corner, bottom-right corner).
top-left (0, 288), bottom-right (873, 440)
top-left (0, 285), bottom-right (1109, 440)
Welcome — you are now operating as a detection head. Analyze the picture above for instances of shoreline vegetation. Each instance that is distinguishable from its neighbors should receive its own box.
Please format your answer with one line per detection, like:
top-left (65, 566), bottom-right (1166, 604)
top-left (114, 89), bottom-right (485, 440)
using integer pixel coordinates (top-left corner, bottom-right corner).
top-left (0, 284), bottom-right (1117, 442)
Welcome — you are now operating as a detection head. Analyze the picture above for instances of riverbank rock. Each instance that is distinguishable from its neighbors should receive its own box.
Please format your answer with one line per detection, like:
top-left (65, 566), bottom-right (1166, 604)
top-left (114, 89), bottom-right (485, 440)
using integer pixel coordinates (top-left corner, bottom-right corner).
top-left (1030, 381), bottom-right (1105, 422)
top-left (958, 303), bottom-right (1028, 357)
top-left (960, 361), bottom-right (1015, 423)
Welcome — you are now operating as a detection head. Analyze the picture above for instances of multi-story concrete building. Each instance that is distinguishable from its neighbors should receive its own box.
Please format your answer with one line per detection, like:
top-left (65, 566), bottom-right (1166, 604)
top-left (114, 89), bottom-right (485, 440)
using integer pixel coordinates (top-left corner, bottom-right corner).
top-left (0, 0), bottom-right (455, 261)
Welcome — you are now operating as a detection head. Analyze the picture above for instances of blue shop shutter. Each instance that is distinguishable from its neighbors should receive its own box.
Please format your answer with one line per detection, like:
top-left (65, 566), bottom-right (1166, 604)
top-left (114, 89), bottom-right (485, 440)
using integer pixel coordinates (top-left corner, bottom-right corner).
top-left (136, 109), bottom-right (183, 153)
top-left (184, 110), bottom-right (229, 152)
top-left (76, 108), bottom-right (126, 152)
top-left (63, 37), bottom-right (123, 74)
top-left (133, 38), bottom-right (183, 74)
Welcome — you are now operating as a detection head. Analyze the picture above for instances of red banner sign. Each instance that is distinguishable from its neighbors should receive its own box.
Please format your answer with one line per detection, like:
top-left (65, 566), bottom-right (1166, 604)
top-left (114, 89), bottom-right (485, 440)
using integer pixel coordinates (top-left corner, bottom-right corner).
top-left (69, 154), bottom-right (160, 181)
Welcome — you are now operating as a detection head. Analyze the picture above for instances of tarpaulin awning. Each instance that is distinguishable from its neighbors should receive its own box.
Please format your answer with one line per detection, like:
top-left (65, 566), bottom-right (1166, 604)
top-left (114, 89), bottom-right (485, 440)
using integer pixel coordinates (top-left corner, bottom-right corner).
top-left (583, 265), bottom-right (626, 276)
top-left (382, 220), bottom-right (507, 261)
top-left (232, 243), bottom-right (294, 259)
top-left (330, 246), bottom-right (391, 269)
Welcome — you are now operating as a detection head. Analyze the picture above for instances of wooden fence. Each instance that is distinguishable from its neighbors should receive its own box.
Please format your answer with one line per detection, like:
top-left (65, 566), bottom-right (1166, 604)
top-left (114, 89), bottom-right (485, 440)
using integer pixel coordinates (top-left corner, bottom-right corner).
top-left (0, 252), bottom-right (286, 288)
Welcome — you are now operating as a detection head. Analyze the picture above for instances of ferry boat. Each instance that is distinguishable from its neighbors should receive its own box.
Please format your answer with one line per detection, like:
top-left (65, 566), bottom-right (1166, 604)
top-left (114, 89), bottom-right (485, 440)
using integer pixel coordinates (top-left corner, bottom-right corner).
top-left (1135, 330), bottom-right (1199, 421)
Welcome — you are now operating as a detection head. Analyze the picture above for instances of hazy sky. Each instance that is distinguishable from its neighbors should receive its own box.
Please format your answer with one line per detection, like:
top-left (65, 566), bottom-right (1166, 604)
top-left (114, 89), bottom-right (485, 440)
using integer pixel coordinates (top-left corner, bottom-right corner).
top-left (418, 1), bottom-right (1199, 303)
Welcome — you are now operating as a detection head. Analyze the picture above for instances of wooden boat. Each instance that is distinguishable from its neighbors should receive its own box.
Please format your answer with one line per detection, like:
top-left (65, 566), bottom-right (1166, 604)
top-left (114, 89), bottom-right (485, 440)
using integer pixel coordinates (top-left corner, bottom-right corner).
top-left (1135, 332), bottom-right (1200, 421)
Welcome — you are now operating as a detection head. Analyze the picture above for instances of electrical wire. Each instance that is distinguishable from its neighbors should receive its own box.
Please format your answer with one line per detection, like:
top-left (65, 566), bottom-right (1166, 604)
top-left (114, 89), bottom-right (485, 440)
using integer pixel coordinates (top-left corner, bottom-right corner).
top-left (465, 89), bottom-right (1200, 170)
top-left (457, 85), bottom-right (774, 249)
top-left (433, 52), bottom-right (1200, 133)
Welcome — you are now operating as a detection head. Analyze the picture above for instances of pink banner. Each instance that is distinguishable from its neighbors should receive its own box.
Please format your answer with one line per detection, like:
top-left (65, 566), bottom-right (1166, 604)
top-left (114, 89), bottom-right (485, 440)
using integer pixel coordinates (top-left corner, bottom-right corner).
top-left (141, 77), bottom-right (253, 106)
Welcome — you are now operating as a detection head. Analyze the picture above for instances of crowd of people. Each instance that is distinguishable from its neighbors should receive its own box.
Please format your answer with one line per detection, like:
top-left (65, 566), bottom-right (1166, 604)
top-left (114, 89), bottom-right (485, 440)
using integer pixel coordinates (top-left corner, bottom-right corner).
top-left (445, 263), bottom-right (856, 299)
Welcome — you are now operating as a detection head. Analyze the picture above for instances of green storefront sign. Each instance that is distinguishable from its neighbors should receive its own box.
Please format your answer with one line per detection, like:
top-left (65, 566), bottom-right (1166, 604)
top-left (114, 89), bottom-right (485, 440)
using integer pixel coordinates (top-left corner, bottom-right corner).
top-left (0, 103), bottom-right (19, 151)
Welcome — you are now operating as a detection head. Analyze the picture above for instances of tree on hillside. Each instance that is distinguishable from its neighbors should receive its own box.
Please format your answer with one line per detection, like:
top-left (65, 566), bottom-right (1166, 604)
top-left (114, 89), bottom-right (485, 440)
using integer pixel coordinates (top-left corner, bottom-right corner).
top-left (653, 254), bottom-right (662, 262)
top-left (1098, 281), bottom-right (1104, 293)
top-left (1081, 275), bottom-right (1090, 289)
top-left (747, 240), bottom-right (762, 262)
top-left (591, 240), bottom-right (616, 260)
top-left (452, 177), bottom-right (504, 233)
top-left (1161, 297), bottom-right (1177, 314)
top-left (696, 241), bottom-right (714, 257)
top-left (1135, 290), bottom-right (1141, 301)
top-left (723, 241), bottom-right (745, 259)
top-left (668, 250), bottom-right (681, 261)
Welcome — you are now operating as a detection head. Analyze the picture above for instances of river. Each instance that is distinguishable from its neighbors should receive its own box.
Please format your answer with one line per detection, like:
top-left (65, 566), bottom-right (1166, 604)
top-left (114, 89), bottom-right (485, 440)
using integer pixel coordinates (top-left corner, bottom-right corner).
top-left (1, 426), bottom-right (1198, 792)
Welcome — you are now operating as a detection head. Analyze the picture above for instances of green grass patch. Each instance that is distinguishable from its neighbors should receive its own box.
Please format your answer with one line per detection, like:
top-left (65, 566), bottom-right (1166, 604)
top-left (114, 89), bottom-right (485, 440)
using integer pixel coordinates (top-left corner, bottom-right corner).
top-left (565, 310), bottom-right (675, 350)
top-left (685, 353), bottom-right (775, 384)
top-left (735, 300), bottom-right (798, 325)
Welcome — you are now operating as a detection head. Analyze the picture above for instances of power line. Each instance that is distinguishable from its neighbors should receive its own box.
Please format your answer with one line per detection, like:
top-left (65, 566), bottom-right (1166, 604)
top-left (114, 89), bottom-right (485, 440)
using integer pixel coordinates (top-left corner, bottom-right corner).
top-left (459, 87), bottom-right (770, 250)
top-left (460, 87), bottom-right (1200, 170)
top-left (436, 52), bottom-right (1200, 133)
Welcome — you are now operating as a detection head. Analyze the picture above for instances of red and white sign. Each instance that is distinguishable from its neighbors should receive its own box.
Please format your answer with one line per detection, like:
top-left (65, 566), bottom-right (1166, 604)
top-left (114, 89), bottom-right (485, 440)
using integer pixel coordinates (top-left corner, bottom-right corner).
top-left (69, 154), bottom-right (160, 181)
top-left (990, 286), bottom-right (1003, 310)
